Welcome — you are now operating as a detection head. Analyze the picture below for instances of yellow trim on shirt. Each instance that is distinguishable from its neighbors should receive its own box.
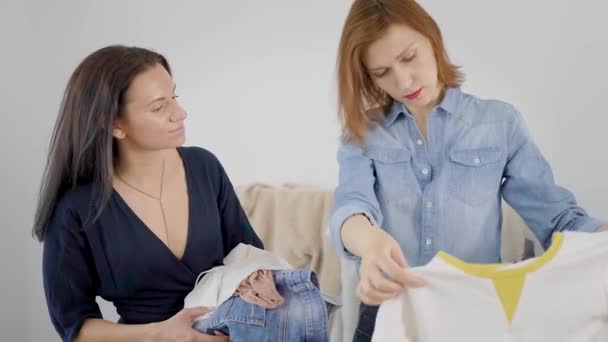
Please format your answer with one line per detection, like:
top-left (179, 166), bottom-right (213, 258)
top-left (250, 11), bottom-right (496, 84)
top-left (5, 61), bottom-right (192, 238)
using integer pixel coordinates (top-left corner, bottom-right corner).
top-left (491, 277), bottom-right (525, 323)
top-left (437, 233), bottom-right (564, 323)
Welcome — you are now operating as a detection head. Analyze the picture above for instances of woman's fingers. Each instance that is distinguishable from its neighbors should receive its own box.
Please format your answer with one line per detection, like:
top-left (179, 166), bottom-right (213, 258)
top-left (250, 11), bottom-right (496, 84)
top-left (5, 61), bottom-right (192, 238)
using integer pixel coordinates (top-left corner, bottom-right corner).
top-left (183, 306), bottom-right (213, 322)
top-left (367, 264), bottom-right (403, 294)
top-left (357, 233), bottom-right (426, 305)
top-left (357, 279), bottom-right (396, 305)
top-left (358, 263), bottom-right (404, 304)
top-left (379, 258), bottom-right (425, 288)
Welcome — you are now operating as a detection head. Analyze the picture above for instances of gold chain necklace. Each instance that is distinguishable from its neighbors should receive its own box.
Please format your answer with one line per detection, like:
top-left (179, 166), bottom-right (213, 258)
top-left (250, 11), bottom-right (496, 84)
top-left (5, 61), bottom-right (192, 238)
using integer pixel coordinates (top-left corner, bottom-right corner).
top-left (116, 159), bottom-right (170, 249)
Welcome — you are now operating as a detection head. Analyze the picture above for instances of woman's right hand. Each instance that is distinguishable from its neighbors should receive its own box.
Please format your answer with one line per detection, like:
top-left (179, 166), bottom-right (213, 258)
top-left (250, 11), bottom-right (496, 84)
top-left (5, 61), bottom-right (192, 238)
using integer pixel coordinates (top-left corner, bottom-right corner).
top-left (357, 229), bottom-right (426, 305)
top-left (149, 307), bottom-right (228, 342)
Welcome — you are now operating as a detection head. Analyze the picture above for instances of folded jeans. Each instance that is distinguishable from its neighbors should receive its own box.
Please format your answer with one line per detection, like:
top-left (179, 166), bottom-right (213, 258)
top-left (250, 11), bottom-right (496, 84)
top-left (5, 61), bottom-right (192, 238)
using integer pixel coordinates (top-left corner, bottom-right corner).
top-left (193, 270), bottom-right (329, 342)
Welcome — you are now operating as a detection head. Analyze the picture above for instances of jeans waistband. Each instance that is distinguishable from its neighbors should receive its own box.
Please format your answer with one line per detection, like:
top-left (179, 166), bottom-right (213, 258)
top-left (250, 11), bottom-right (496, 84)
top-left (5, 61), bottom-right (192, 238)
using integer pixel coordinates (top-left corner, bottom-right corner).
top-left (272, 269), bottom-right (319, 289)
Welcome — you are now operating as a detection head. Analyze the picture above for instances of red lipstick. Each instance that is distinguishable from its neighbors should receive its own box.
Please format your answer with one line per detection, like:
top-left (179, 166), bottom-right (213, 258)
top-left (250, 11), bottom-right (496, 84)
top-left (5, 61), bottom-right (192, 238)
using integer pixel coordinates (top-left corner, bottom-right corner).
top-left (405, 88), bottom-right (423, 100)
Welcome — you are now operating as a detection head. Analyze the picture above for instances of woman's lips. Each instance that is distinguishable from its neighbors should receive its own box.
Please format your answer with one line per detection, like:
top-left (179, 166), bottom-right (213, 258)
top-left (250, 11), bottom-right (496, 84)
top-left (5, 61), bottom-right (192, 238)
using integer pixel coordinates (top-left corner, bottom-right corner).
top-left (169, 126), bottom-right (184, 134)
top-left (405, 88), bottom-right (423, 100)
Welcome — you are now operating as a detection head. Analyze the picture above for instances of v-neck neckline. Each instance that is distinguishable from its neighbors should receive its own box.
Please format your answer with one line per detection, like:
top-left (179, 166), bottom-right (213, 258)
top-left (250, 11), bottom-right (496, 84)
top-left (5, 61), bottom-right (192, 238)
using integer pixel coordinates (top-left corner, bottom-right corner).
top-left (112, 147), bottom-right (194, 267)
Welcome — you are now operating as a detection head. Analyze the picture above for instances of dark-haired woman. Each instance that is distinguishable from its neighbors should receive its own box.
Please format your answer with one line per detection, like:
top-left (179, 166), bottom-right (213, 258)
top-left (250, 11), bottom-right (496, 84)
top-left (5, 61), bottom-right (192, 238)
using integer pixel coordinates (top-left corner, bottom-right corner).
top-left (35, 45), bottom-right (328, 342)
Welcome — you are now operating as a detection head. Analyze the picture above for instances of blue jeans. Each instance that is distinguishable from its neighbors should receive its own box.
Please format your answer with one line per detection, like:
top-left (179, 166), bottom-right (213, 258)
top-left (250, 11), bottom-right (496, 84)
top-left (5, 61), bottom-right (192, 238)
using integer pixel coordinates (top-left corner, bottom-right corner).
top-left (193, 270), bottom-right (329, 341)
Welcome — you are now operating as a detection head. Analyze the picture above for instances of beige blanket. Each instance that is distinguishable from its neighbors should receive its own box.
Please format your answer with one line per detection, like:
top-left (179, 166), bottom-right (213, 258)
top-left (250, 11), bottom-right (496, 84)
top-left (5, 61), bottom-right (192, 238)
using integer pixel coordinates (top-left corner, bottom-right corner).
top-left (236, 183), bottom-right (341, 299)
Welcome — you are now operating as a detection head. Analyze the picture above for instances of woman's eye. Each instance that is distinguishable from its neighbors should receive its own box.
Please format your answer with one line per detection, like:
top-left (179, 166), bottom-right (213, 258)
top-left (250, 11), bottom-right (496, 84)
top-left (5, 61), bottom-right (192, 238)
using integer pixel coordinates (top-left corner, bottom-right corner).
top-left (152, 104), bottom-right (165, 112)
top-left (374, 70), bottom-right (388, 78)
top-left (403, 53), bottom-right (416, 62)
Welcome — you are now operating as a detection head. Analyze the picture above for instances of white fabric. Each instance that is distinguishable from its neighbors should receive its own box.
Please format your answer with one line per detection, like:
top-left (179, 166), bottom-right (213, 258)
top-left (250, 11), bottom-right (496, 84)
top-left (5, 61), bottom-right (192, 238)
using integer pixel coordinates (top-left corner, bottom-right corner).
top-left (338, 202), bottom-right (539, 342)
top-left (372, 232), bottom-right (608, 342)
top-left (184, 243), bottom-right (293, 320)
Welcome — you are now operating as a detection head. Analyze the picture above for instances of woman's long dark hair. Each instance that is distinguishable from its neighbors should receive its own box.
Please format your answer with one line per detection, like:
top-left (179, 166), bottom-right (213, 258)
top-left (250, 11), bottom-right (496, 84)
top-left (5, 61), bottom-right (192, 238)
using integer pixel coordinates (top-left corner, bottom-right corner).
top-left (33, 45), bottom-right (171, 241)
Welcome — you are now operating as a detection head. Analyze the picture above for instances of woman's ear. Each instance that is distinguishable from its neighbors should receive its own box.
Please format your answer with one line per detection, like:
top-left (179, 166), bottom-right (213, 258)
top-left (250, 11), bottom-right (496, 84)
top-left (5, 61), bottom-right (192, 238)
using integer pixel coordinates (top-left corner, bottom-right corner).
top-left (112, 121), bottom-right (126, 139)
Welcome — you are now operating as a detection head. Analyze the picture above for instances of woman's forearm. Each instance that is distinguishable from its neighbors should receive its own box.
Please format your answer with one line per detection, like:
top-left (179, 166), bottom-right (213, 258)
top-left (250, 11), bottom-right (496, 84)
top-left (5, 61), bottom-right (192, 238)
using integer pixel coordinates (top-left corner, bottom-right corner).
top-left (340, 214), bottom-right (382, 257)
top-left (74, 318), bottom-right (157, 342)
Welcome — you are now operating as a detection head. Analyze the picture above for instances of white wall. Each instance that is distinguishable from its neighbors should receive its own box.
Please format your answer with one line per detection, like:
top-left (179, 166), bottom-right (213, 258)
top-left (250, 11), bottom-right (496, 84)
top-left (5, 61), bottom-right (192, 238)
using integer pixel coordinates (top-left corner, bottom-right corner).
top-left (2, 1), bottom-right (606, 341)
top-left (2, 1), bottom-right (28, 341)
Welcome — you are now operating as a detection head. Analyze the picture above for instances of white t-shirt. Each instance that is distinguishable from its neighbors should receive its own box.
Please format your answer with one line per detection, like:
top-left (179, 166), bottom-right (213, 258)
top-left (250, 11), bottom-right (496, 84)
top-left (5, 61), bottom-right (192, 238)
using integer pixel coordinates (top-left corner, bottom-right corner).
top-left (372, 232), bottom-right (608, 342)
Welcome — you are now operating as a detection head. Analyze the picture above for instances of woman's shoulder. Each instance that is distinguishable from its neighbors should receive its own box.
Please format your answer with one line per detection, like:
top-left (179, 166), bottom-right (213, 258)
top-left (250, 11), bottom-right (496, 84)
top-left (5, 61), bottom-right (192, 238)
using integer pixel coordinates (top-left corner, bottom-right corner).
top-left (177, 146), bottom-right (230, 191)
top-left (458, 91), bottom-right (521, 125)
top-left (46, 183), bottom-right (98, 238)
top-left (56, 183), bottom-right (97, 212)
top-left (178, 146), bottom-right (223, 170)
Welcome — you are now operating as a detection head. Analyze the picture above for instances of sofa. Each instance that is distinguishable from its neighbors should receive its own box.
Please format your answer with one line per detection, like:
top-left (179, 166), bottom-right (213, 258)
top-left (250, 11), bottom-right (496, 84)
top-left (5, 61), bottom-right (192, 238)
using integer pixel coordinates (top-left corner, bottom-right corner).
top-left (236, 183), bottom-right (542, 342)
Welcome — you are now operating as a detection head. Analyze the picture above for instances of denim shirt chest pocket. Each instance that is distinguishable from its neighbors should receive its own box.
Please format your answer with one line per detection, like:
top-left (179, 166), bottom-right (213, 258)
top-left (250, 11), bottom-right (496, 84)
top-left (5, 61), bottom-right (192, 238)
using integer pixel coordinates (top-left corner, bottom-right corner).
top-left (448, 147), bottom-right (504, 206)
top-left (364, 147), bottom-right (416, 202)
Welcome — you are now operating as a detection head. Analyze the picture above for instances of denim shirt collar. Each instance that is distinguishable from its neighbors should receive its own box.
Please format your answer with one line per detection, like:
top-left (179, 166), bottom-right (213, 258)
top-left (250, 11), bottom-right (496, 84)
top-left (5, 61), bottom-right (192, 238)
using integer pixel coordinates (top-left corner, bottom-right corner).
top-left (384, 87), bottom-right (462, 127)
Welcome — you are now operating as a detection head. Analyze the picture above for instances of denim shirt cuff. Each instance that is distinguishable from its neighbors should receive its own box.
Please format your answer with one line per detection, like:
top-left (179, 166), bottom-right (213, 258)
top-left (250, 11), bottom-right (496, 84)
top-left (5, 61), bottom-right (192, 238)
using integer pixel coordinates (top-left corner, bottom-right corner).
top-left (575, 217), bottom-right (607, 233)
top-left (330, 205), bottom-right (379, 262)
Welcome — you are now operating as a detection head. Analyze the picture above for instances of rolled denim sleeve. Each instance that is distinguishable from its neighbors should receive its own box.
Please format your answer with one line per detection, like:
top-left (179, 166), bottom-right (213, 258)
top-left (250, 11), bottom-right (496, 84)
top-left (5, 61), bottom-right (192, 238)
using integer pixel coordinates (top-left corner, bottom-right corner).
top-left (330, 141), bottom-right (384, 260)
top-left (501, 107), bottom-right (605, 249)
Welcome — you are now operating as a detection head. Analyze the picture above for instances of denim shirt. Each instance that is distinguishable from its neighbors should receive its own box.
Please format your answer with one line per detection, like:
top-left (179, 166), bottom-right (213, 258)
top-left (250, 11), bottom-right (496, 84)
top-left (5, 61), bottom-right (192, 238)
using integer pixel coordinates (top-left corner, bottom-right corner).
top-left (330, 88), bottom-right (603, 267)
